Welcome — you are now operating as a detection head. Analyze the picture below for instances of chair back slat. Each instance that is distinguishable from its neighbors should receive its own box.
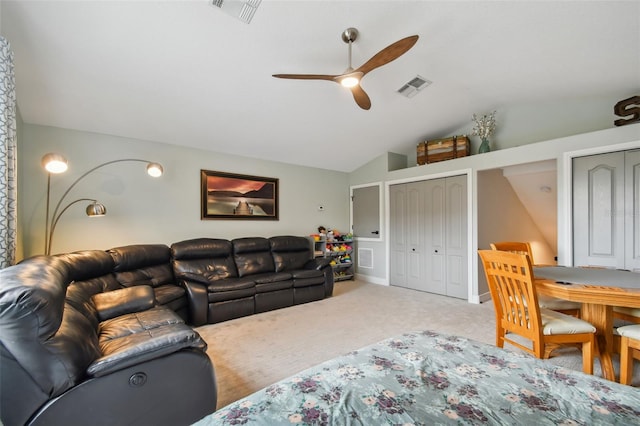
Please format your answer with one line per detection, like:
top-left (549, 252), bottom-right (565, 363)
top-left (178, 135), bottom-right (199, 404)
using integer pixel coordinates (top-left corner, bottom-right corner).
top-left (489, 241), bottom-right (534, 264)
top-left (479, 250), bottom-right (542, 348)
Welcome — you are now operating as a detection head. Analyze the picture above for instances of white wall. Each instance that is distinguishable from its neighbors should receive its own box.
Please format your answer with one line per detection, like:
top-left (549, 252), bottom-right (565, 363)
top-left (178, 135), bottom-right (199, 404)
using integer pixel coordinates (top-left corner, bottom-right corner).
top-left (18, 124), bottom-right (349, 259)
top-left (476, 168), bottom-right (555, 295)
top-left (398, 93), bottom-right (632, 164)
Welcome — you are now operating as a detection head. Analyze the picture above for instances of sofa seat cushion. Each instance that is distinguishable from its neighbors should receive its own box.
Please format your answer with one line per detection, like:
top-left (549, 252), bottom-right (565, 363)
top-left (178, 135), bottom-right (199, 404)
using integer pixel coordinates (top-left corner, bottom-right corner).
top-left (251, 271), bottom-right (292, 284)
top-left (98, 306), bottom-right (183, 341)
top-left (294, 276), bottom-right (326, 288)
top-left (153, 284), bottom-right (186, 305)
top-left (256, 280), bottom-right (293, 294)
top-left (208, 287), bottom-right (256, 303)
top-left (89, 322), bottom-right (206, 377)
top-left (207, 277), bottom-right (255, 293)
top-left (290, 269), bottom-right (324, 280)
top-left (291, 269), bottom-right (325, 288)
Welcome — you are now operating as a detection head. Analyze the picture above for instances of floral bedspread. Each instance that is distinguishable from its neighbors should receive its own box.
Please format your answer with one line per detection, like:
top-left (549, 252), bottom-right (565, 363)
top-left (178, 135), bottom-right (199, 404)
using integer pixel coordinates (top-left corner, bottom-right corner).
top-left (194, 330), bottom-right (640, 425)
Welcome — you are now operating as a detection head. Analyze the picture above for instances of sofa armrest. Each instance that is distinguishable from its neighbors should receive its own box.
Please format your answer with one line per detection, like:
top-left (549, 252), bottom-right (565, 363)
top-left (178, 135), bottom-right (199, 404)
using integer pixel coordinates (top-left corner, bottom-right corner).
top-left (87, 323), bottom-right (206, 377)
top-left (28, 350), bottom-right (217, 426)
top-left (304, 257), bottom-right (332, 270)
top-left (91, 286), bottom-right (155, 322)
top-left (180, 279), bottom-right (209, 326)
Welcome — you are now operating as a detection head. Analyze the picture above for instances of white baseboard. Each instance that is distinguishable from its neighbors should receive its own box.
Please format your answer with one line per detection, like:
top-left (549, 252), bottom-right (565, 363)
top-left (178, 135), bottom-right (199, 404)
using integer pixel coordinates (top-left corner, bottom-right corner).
top-left (354, 274), bottom-right (388, 286)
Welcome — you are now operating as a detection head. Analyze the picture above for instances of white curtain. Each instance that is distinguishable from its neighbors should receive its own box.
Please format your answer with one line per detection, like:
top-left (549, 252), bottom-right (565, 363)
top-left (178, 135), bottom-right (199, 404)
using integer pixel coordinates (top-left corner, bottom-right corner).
top-left (0, 36), bottom-right (17, 267)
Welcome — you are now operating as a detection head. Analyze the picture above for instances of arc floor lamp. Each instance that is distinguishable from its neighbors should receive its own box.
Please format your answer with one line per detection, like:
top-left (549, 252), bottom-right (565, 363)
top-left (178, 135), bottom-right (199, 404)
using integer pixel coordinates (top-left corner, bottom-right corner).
top-left (42, 153), bottom-right (164, 255)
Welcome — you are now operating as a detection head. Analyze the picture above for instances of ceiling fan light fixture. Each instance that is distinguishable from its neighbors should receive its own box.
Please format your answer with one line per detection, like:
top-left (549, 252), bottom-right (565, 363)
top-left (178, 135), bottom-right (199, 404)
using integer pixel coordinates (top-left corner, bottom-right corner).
top-left (340, 76), bottom-right (360, 88)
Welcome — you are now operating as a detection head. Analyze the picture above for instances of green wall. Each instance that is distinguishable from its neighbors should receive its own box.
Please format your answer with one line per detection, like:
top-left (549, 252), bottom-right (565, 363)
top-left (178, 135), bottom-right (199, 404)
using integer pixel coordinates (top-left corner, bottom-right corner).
top-left (18, 124), bottom-right (349, 259)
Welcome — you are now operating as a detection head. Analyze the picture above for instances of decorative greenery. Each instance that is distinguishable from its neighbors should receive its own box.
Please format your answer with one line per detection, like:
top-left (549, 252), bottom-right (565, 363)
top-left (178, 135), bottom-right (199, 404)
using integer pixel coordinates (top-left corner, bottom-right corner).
top-left (471, 111), bottom-right (497, 140)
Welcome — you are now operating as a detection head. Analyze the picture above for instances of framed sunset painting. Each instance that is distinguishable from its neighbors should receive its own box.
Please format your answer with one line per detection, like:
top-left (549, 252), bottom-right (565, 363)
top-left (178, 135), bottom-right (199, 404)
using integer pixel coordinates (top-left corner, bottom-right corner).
top-left (200, 170), bottom-right (279, 220)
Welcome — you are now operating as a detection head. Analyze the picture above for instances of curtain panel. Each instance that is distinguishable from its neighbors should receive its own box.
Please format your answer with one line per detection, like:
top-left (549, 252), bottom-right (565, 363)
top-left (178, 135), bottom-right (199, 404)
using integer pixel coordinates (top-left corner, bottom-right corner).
top-left (0, 36), bottom-right (17, 267)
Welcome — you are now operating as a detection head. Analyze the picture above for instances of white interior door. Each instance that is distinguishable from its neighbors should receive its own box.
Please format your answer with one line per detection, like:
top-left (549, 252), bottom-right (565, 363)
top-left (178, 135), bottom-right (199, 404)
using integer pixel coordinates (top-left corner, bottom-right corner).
top-left (573, 152), bottom-right (625, 269)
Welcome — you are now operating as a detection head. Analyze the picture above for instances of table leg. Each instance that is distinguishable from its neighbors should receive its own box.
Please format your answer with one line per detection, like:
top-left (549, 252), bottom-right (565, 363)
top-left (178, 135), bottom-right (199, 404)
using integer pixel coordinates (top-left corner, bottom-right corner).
top-left (581, 303), bottom-right (615, 381)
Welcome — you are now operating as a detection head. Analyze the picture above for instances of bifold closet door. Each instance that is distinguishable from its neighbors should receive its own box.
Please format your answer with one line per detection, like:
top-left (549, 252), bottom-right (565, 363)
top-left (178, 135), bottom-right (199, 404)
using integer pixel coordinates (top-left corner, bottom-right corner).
top-left (389, 175), bottom-right (467, 298)
top-left (573, 150), bottom-right (639, 271)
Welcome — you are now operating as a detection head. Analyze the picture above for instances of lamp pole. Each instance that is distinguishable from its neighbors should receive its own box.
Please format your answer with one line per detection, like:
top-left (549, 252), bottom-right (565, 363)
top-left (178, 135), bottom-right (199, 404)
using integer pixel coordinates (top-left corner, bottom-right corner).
top-left (47, 198), bottom-right (104, 255)
top-left (44, 158), bottom-right (163, 255)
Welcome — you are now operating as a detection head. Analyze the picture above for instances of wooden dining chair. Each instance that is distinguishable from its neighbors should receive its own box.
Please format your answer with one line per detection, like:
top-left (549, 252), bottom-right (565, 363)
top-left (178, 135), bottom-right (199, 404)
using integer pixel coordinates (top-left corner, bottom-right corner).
top-left (618, 324), bottom-right (640, 385)
top-left (478, 249), bottom-right (598, 374)
top-left (489, 241), bottom-right (581, 317)
top-left (614, 307), bottom-right (640, 324)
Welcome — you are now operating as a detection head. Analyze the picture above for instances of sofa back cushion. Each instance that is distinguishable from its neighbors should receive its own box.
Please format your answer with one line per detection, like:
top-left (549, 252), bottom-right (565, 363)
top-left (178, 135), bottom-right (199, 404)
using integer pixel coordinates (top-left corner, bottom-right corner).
top-left (60, 250), bottom-right (120, 333)
top-left (233, 237), bottom-right (275, 277)
top-left (269, 236), bottom-right (313, 272)
top-left (109, 244), bottom-right (175, 288)
top-left (171, 238), bottom-right (238, 282)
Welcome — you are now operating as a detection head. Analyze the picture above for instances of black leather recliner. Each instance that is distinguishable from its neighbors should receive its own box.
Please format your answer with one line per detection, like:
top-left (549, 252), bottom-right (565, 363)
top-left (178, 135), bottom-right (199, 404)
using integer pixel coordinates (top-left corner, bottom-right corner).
top-left (0, 251), bottom-right (216, 426)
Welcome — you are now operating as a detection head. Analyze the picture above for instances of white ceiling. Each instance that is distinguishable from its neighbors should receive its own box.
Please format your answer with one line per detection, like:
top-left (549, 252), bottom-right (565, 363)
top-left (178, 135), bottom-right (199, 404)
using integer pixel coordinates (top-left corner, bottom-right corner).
top-left (2, 1), bottom-right (639, 172)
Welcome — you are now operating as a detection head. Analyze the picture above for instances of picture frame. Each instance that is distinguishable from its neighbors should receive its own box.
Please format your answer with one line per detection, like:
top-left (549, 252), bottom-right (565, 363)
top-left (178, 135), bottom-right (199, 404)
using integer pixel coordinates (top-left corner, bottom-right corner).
top-left (200, 169), bottom-right (279, 220)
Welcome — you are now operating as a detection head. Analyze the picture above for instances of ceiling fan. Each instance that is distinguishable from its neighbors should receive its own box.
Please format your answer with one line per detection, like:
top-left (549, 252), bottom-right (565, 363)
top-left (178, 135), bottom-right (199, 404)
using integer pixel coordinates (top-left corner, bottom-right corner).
top-left (273, 28), bottom-right (419, 110)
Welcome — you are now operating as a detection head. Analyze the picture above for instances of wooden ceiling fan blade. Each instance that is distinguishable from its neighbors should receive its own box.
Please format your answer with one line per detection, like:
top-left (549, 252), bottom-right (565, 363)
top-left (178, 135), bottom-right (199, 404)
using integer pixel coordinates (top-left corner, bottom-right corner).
top-left (355, 35), bottom-right (419, 76)
top-left (272, 74), bottom-right (336, 81)
top-left (351, 85), bottom-right (371, 110)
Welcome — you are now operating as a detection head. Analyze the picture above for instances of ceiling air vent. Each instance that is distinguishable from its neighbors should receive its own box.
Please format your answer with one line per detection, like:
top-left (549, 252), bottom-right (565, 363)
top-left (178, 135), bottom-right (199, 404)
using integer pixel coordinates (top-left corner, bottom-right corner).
top-left (397, 75), bottom-right (432, 98)
top-left (210, 0), bottom-right (261, 24)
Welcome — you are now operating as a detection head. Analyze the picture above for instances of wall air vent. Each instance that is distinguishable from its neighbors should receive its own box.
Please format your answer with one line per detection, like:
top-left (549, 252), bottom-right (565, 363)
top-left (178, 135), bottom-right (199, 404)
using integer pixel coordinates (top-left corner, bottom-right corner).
top-left (397, 75), bottom-right (432, 98)
top-left (358, 248), bottom-right (374, 269)
top-left (210, 0), bottom-right (261, 24)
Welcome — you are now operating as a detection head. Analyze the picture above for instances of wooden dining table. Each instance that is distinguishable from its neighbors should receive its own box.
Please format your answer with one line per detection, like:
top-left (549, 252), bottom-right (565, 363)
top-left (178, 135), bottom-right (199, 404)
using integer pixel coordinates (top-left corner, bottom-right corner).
top-left (534, 266), bottom-right (640, 381)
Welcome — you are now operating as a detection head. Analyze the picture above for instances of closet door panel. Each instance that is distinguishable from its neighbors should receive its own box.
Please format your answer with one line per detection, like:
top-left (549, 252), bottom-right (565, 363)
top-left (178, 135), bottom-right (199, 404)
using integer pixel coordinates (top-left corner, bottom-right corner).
top-left (625, 150), bottom-right (640, 271)
top-left (389, 184), bottom-right (407, 287)
top-left (407, 182), bottom-right (426, 290)
top-left (425, 179), bottom-right (446, 295)
top-left (445, 175), bottom-right (468, 299)
top-left (573, 152), bottom-right (625, 269)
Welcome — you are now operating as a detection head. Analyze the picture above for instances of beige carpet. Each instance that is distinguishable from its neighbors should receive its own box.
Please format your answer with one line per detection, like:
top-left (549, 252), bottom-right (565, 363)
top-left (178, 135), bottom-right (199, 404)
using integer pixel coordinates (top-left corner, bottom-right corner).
top-left (195, 280), bottom-right (639, 409)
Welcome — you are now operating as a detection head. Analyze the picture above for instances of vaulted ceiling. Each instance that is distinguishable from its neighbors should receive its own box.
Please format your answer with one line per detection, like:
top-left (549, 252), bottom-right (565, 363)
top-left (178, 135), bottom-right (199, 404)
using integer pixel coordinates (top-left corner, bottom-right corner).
top-left (2, 1), bottom-right (639, 172)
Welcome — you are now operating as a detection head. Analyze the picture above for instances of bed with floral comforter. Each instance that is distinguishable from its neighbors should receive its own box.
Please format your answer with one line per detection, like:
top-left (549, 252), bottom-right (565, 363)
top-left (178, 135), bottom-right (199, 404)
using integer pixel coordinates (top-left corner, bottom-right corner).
top-left (194, 330), bottom-right (640, 425)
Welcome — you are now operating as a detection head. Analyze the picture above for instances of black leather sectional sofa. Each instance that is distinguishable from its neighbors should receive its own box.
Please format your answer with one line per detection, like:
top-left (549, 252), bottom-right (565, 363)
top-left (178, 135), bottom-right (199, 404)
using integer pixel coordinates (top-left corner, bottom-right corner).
top-left (0, 235), bottom-right (333, 426)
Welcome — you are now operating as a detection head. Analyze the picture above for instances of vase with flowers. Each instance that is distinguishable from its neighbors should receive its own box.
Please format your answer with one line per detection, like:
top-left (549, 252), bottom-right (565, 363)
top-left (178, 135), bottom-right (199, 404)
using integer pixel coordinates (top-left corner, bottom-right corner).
top-left (471, 111), bottom-right (496, 154)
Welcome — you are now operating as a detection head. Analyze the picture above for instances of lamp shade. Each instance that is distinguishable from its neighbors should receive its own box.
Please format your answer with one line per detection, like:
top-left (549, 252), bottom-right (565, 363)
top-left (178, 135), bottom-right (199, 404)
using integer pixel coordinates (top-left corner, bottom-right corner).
top-left (86, 201), bottom-right (106, 217)
top-left (146, 162), bottom-right (163, 177)
top-left (42, 153), bottom-right (69, 174)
